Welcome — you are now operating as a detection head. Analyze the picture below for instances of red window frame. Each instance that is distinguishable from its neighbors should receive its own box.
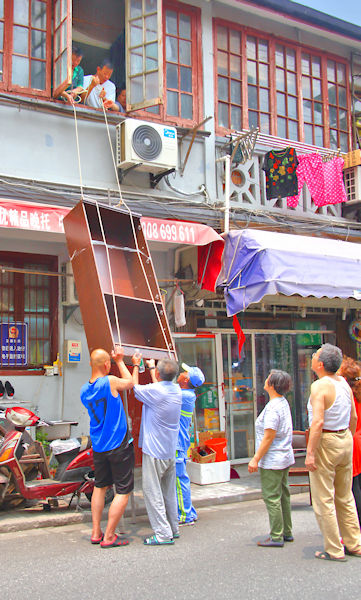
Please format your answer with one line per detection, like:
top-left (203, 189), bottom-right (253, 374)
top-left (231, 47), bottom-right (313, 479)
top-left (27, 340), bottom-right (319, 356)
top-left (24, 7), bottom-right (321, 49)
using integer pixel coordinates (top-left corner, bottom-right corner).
top-left (140, 1), bottom-right (203, 127)
top-left (0, 0), bottom-right (51, 97)
top-left (213, 19), bottom-right (351, 150)
top-left (274, 43), bottom-right (299, 142)
top-left (0, 252), bottom-right (58, 373)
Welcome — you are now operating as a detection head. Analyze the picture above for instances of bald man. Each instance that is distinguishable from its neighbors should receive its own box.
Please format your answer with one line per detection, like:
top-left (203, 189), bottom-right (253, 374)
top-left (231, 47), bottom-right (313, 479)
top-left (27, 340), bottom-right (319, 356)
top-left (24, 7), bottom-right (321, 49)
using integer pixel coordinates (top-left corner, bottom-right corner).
top-left (80, 345), bottom-right (138, 548)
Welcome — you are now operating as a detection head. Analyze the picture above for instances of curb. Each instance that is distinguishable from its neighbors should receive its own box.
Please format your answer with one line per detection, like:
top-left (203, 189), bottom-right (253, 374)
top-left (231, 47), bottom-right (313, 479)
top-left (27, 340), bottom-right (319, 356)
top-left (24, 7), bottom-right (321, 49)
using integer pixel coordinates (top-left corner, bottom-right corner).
top-left (0, 484), bottom-right (309, 534)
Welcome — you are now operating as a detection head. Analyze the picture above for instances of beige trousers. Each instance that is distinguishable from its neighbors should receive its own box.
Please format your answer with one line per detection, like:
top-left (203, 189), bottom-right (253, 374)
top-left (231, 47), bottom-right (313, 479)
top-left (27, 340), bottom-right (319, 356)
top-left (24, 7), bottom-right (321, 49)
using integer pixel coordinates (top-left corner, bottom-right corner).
top-left (310, 430), bottom-right (361, 558)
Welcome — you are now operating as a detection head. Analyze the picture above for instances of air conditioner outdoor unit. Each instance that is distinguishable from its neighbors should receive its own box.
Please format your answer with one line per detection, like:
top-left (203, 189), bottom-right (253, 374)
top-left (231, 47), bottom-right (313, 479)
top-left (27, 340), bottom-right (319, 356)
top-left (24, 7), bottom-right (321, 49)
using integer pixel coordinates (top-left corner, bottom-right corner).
top-left (344, 165), bottom-right (361, 203)
top-left (116, 118), bottom-right (178, 173)
top-left (61, 262), bottom-right (78, 305)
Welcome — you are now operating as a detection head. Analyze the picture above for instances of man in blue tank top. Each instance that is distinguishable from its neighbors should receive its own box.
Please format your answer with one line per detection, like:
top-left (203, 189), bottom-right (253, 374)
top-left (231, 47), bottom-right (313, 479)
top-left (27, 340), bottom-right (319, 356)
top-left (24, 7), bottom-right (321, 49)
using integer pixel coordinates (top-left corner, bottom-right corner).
top-left (306, 343), bottom-right (361, 561)
top-left (176, 363), bottom-right (205, 525)
top-left (81, 345), bottom-right (136, 548)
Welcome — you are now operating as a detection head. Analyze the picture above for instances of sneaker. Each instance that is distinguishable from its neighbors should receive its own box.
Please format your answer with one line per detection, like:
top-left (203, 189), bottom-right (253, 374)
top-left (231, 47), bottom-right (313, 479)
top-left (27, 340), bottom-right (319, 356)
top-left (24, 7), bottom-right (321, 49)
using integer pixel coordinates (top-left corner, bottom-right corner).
top-left (257, 537), bottom-right (284, 547)
top-left (173, 533), bottom-right (180, 539)
top-left (179, 520), bottom-right (195, 527)
top-left (283, 535), bottom-right (294, 542)
top-left (0, 381), bottom-right (4, 398)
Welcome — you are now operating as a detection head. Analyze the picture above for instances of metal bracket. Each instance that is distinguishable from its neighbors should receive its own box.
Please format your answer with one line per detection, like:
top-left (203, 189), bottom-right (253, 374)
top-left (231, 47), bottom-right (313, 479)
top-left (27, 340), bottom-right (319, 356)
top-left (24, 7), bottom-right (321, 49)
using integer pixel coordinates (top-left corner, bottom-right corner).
top-left (179, 116), bottom-right (213, 176)
top-left (117, 163), bottom-right (143, 183)
top-left (149, 168), bottom-right (176, 189)
top-left (63, 304), bottom-right (79, 323)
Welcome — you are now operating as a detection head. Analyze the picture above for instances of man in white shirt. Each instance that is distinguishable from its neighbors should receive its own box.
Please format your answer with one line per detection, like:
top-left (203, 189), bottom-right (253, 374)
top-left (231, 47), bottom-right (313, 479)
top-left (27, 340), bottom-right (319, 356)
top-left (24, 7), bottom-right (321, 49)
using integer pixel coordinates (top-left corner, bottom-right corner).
top-left (83, 59), bottom-right (118, 111)
top-left (133, 357), bottom-right (182, 546)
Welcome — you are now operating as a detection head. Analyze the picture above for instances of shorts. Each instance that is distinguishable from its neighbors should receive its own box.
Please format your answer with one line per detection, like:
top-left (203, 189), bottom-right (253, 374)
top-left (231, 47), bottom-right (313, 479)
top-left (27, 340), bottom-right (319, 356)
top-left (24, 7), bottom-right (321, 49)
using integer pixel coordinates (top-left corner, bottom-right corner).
top-left (93, 440), bottom-right (134, 495)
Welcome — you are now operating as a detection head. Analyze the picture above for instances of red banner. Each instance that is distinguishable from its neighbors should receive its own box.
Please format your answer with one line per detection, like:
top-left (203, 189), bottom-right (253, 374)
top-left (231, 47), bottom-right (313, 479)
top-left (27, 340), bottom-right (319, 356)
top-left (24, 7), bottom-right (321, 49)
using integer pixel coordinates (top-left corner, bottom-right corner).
top-left (0, 200), bottom-right (224, 247)
top-left (0, 199), bottom-right (69, 234)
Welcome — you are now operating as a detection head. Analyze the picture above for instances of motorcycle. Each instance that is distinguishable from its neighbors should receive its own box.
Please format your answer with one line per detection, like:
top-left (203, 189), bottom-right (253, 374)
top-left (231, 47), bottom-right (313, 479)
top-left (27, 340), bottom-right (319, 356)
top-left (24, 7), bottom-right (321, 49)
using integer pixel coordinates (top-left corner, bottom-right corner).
top-left (0, 405), bottom-right (113, 510)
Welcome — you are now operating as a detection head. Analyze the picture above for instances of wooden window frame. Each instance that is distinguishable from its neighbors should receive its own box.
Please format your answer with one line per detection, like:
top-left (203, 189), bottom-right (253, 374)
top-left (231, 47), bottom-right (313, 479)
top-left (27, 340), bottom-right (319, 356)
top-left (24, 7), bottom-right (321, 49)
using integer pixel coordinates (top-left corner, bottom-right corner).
top-left (0, 251), bottom-right (58, 374)
top-left (213, 18), bottom-right (351, 150)
top-left (0, 0), bottom-right (52, 98)
top-left (137, 1), bottom-right (203, 127)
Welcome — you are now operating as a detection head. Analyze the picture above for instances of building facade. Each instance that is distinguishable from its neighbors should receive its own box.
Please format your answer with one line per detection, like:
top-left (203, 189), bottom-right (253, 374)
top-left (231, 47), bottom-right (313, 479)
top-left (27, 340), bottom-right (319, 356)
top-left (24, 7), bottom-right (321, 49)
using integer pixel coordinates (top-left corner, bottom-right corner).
top-left (1, 0), bottom-right (361, 465)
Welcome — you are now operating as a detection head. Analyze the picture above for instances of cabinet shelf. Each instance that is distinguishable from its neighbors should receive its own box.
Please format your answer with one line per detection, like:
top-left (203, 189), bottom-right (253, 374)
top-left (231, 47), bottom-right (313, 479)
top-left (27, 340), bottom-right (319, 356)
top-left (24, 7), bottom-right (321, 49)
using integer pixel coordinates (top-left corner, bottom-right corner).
top-left (63, 200), bottom-right (175, 360)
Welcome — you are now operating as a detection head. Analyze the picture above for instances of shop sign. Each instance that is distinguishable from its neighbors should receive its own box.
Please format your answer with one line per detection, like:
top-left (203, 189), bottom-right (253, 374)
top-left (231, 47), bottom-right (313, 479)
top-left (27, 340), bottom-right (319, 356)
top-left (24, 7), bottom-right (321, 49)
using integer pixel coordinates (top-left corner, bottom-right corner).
top-left (0, 199), bottom-right (69, 234)
top-left (140, 217), bottom-right (223, 246)
top-left (0, 322), bottom-right (28, 366)
top-left (349, 320), bottom-right (361, 343)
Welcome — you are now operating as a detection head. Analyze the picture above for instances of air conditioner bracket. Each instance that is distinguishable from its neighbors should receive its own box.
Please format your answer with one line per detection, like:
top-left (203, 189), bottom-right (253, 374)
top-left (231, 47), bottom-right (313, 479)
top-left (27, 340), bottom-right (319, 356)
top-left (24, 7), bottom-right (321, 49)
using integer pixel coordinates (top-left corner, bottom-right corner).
top-left (150, 168), bottom-right (176, 189)
top-left (118, 163), bottom-right (143, 183)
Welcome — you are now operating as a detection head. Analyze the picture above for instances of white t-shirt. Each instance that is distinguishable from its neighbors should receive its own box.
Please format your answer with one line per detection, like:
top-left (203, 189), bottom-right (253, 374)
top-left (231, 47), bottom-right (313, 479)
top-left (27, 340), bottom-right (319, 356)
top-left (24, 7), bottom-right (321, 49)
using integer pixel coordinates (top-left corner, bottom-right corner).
top-left (83, 75), bottom-right (116, 108)
top-left (255, 396), bottom-right (295, 470)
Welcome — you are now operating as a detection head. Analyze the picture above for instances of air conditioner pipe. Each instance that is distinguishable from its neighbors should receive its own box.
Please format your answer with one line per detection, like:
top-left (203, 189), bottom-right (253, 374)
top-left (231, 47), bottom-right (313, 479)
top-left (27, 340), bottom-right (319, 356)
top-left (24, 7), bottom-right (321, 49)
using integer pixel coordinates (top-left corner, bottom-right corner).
top-left (216, 155), bottom-right (231, 234)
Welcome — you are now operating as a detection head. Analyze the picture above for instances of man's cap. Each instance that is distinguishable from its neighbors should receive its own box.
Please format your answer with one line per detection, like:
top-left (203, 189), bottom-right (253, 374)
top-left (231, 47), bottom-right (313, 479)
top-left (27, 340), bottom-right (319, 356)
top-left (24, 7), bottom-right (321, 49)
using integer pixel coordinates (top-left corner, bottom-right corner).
top-left (181, 363), bottom-right (205, 388)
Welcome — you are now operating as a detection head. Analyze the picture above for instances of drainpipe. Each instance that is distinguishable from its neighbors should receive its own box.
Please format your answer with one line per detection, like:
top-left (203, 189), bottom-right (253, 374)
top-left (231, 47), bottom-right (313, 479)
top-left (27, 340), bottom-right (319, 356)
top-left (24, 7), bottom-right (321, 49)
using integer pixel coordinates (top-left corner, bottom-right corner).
top-left (216, 154), bottom-right (231, 234)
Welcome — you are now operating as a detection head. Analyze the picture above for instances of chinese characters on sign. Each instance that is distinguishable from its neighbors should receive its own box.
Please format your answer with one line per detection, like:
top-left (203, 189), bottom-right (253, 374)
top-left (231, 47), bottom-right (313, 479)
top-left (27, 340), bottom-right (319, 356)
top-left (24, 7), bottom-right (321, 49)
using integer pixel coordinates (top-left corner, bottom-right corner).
top-left (0, 200), bottom-right (69, 234)
top-left (0, 323), bottom-right (28, 367)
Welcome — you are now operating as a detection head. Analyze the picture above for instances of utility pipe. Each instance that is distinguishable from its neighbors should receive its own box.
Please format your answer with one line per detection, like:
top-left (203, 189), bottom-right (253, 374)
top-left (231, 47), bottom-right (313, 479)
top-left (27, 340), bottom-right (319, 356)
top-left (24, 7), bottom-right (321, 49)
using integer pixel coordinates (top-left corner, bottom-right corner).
top-left (216, 154), bottom-right (231, 234)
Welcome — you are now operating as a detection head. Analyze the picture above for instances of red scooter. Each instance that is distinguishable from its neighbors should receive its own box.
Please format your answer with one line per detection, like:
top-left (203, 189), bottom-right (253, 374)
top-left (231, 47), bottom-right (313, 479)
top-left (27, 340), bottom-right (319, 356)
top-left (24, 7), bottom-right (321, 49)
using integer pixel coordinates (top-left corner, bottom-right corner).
top-left (0, 406), bottom-right (111, 510)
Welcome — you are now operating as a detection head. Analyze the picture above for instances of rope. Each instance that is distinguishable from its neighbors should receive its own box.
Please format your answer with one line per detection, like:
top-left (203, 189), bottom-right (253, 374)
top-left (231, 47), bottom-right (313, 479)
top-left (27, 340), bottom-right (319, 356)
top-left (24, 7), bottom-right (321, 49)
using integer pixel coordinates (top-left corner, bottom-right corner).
top-left (99, 99), bottom-right (174, 357)
top-left (72, 102), bottom-right (84, 200)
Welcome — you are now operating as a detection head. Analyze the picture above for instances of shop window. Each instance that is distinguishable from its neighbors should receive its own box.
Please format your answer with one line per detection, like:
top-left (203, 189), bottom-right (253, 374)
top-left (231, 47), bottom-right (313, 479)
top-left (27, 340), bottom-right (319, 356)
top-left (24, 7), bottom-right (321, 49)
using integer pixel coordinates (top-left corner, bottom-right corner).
top-left (214, 19), bottom-right (350, 150)
top-left (0, 252), bottom-right (58, 370)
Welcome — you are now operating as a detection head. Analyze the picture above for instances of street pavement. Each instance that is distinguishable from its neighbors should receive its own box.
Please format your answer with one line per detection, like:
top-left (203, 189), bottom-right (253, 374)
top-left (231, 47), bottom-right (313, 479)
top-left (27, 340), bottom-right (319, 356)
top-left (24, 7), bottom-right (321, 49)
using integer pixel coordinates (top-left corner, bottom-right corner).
top-left (1, 494), bottom-right (361, 600)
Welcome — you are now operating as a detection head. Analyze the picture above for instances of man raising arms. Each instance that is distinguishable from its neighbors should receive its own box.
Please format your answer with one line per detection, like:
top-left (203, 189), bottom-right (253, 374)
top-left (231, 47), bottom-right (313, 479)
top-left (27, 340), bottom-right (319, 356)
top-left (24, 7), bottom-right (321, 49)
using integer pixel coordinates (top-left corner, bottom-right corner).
top-left (80, 346), bottom-right (136, 548)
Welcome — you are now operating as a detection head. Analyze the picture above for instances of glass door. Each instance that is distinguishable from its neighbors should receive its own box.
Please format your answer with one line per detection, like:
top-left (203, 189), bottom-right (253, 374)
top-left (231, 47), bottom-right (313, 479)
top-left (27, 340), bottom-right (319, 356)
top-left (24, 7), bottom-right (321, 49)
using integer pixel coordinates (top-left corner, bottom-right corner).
top-left (222, 333), bottom-right (255, 460)
top-left (174, 335), bottom-right (223, 438)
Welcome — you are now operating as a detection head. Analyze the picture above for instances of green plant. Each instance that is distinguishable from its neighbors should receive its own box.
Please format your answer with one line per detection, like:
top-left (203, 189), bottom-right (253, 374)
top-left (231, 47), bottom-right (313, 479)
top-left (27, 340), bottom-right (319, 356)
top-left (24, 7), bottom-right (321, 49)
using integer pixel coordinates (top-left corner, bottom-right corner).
top-left (35, 429), bottom-right (51, 457)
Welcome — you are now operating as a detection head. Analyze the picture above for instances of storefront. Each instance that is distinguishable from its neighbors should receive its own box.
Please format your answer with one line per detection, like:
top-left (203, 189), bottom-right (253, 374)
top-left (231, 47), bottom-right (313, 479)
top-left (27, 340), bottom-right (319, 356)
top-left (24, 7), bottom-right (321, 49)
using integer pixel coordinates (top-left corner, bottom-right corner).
top-left (174, 321), bottom-right (337, 464)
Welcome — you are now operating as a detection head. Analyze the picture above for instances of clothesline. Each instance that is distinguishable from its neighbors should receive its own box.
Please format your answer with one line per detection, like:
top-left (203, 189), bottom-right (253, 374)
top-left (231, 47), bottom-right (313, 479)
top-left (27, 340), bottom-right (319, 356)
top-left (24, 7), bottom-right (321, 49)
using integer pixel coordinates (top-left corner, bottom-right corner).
top-left (227, 130), bottom-right (341, 160)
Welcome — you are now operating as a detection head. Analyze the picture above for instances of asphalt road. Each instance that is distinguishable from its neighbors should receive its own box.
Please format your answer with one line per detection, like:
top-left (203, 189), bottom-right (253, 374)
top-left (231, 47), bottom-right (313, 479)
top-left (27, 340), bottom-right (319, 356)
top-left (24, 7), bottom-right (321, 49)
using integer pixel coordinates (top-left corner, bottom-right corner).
top-left (1, 494), bottom-right (361, 600)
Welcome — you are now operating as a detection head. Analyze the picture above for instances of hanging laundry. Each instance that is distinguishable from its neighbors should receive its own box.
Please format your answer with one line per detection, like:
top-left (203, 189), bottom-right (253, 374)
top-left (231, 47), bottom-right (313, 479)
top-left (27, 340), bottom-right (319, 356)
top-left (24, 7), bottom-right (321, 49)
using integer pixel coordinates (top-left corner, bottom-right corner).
top-left (321, 156), bottom-right (348, 207)
top-left (287, 153), bottom-right (324, 208)
top-left (287, 154), bottom-right (347, 208)
top-left (262, 147), bottom-right (299, 200)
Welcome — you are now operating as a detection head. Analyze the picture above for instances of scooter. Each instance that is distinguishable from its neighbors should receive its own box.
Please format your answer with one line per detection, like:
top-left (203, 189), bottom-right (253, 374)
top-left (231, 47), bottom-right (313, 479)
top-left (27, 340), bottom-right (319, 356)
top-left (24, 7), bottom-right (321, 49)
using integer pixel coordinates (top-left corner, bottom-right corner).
top-left (0, 405), bottom-right (112, 510)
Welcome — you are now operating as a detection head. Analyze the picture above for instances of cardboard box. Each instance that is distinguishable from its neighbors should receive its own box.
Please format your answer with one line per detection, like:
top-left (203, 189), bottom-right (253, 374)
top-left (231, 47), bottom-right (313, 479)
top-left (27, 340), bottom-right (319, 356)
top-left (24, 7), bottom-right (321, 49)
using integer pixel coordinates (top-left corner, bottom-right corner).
top-left (204, 409), bottom-right (220, 430)
top-left (343, 150), bottom-right (361, 169)
top-left (191, 446), bottom-right (216, 464)
top-left (187, 460), bottom-right (231, 485)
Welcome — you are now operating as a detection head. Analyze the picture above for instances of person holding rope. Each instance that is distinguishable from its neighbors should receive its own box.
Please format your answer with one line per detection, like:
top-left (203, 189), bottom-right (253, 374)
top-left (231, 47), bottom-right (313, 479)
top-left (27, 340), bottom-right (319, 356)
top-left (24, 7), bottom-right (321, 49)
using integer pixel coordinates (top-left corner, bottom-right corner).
top-left (133, 356), bottom-right (182, 545)
top-left (80, 345), bottom-right (137, 548)
top-left (176, 363), bottom-right (205, 526)
top-left (82, 59), bottom-right (118, 111)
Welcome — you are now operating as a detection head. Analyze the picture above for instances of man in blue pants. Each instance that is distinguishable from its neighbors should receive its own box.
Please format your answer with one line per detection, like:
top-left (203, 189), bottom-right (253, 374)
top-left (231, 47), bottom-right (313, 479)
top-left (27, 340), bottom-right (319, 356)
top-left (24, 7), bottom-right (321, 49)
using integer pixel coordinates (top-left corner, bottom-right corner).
top-left (176, 363), bottom-right (205, 525)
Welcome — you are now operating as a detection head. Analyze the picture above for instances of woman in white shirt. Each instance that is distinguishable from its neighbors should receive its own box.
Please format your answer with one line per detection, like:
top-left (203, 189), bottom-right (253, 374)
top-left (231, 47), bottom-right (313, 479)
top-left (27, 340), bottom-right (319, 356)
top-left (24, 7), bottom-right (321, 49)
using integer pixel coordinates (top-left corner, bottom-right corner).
top-left (248, 370), bottom-right (294, 547)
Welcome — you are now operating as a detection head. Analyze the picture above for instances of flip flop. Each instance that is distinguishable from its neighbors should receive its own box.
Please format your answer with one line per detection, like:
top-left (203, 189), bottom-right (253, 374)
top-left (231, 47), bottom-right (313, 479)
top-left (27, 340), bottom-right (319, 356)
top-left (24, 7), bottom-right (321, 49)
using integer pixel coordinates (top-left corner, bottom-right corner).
top-left (143, 534), bottom-right (174, 546)
top-left (315, 551), bottom-right (347, 562)
top-left (90, 533), bottom-right (104, 545)
top-left (345, 547), bottom-right (361, 557)
top-left (100, 535), bottom-right (129, 548)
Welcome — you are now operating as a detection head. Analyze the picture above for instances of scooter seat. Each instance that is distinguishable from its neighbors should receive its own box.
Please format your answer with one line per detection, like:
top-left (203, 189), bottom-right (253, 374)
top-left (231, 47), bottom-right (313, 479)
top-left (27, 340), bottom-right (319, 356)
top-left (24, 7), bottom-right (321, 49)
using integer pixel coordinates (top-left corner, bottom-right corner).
top-left (26, 479), bottom-right (62, 487)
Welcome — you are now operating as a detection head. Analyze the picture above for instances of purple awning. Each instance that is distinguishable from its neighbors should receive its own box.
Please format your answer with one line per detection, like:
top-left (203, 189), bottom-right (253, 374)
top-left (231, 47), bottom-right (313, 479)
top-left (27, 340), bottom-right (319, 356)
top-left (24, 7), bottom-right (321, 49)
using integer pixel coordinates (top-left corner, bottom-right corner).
top-left (218, 229), bottom-right (361, 316)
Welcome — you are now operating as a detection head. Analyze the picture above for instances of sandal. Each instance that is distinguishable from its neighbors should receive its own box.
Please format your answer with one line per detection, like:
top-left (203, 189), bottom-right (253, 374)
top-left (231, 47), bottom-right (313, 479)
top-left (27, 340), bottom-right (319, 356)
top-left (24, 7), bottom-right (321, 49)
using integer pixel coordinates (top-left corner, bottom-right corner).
top-left (90, 532), bottom-right (104, 545)
top-left (345, 547), bottom-right (361, 557)
top-left (315, 551), bottom-right (347, 562)
top-left (100, 535), bottom-right (129, 548)
top-left (143, 534), bottom-right (174, 546)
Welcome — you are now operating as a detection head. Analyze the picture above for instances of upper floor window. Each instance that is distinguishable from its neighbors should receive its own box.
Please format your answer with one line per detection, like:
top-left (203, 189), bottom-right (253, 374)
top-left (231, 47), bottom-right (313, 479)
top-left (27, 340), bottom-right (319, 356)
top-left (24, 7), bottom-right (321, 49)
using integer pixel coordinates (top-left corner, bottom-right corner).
top-left (214, 20), bottom-right (351, 151)
top-left (0, 0), bottom-right (51, 96)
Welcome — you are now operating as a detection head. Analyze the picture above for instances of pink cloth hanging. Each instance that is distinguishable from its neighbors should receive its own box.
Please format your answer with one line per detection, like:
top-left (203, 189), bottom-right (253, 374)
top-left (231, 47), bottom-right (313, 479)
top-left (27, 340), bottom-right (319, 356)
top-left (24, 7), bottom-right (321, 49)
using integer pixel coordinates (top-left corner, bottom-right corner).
top-left (321, 156), bottom-right (347, 207)
top-left (287, 153), bottom-right (325, 208)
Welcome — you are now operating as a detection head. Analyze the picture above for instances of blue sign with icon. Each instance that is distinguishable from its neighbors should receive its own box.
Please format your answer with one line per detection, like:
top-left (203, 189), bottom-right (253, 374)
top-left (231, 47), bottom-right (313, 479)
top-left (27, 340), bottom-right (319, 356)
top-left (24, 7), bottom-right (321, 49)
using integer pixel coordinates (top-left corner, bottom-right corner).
top-left (0, 322), bottom-right (28, 366)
